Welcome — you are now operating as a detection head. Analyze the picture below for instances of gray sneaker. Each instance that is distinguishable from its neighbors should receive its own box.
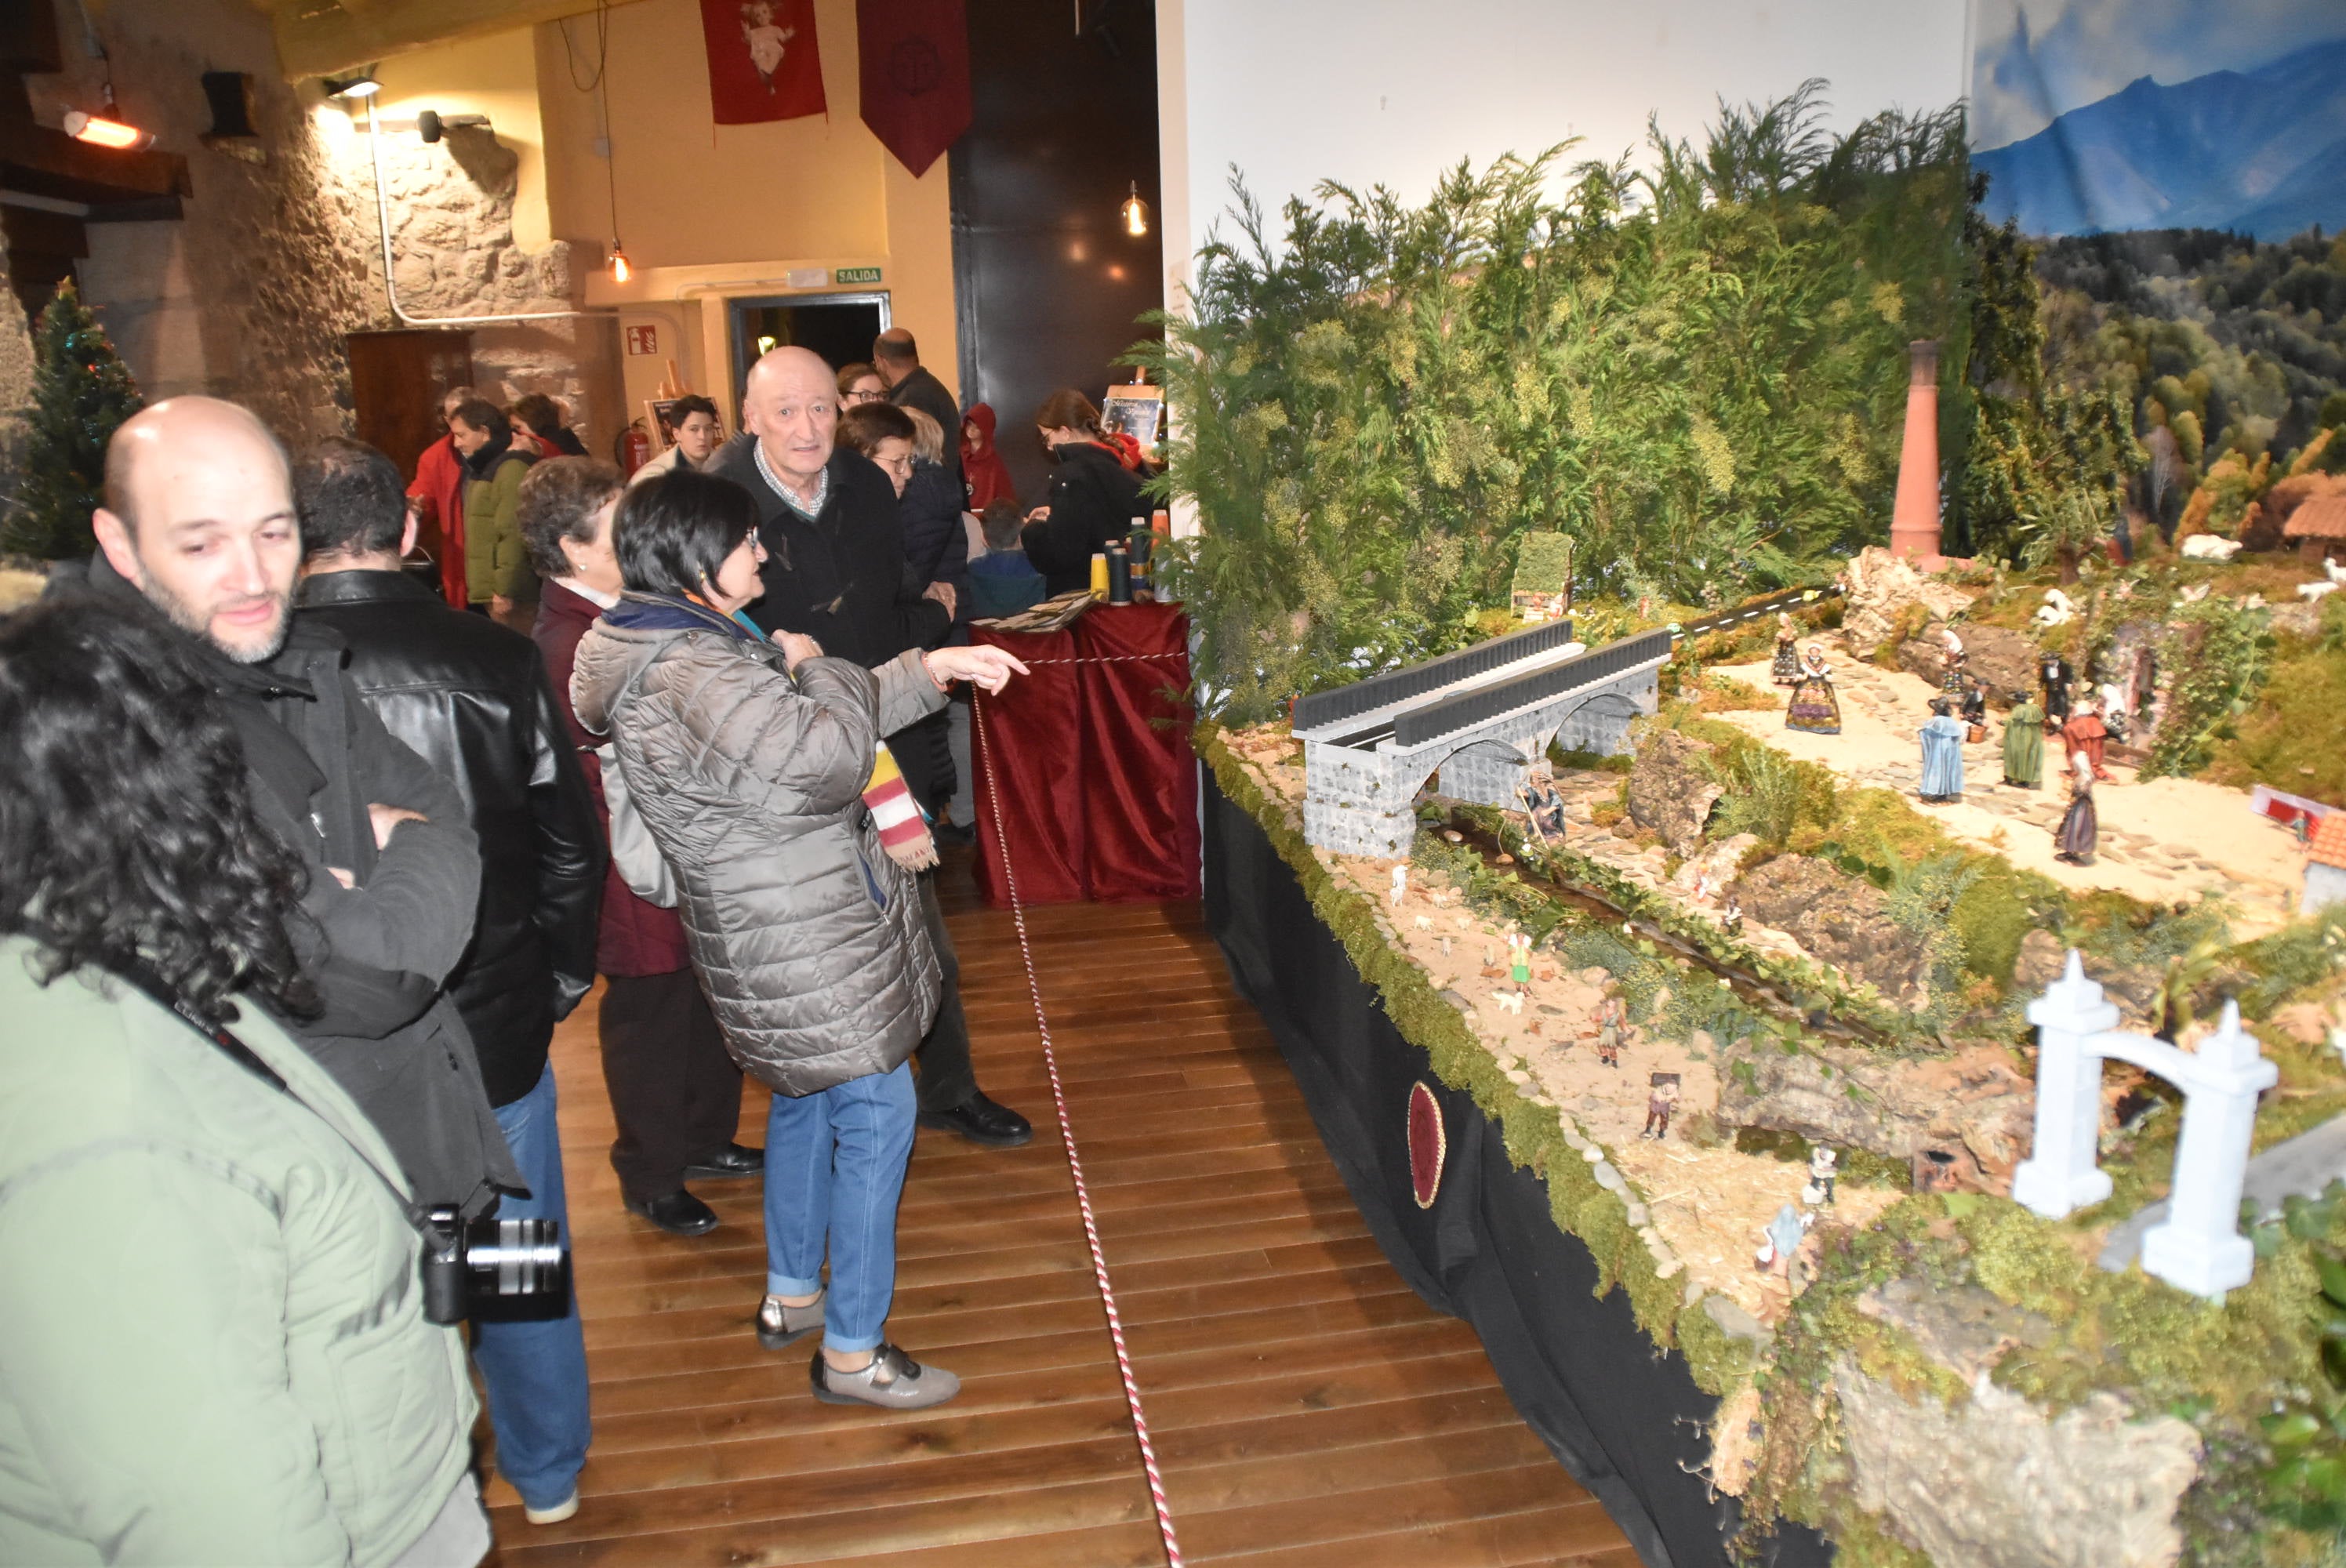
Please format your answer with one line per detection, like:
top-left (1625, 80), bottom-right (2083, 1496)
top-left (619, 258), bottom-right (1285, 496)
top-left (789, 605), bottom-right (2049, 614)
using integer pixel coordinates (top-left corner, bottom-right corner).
top-left (809, 1343), bottom-right (961, 1410)
top-left (756, 1290), bottom-right (824, 1351)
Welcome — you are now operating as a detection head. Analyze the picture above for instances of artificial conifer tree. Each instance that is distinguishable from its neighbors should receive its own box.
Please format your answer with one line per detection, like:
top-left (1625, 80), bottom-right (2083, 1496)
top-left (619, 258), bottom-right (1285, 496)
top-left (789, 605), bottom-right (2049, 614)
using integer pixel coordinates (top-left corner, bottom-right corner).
top-left (5, 280), bottom-right (142, 559)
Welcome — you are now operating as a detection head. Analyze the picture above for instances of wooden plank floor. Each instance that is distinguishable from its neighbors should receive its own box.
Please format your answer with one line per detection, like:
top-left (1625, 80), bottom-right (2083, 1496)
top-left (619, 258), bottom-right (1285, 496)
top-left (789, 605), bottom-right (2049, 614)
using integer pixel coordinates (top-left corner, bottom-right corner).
top-left (481, 858), bottom-right (1632, 1566)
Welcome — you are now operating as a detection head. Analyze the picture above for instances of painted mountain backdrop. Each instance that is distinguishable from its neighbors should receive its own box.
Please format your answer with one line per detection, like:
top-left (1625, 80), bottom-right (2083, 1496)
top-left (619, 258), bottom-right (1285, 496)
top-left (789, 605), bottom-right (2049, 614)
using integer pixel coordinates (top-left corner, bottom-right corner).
top-left (1974, 34), bottom-right (2346, 239)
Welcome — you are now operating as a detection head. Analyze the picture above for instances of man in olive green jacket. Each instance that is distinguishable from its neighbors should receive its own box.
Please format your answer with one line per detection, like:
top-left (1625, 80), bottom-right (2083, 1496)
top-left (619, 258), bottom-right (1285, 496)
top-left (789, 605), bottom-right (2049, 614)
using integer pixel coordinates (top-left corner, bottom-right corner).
top-left (0, 938), bottom-right (481, 1566)
top-left (450, 397), bottom-right (536, 620)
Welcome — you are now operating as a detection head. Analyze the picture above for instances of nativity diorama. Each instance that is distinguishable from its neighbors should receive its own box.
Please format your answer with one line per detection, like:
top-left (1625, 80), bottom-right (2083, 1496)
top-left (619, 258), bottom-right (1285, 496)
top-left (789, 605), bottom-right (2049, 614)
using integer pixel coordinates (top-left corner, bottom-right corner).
top-left (1139, 77), bottom-right (2346, 1568)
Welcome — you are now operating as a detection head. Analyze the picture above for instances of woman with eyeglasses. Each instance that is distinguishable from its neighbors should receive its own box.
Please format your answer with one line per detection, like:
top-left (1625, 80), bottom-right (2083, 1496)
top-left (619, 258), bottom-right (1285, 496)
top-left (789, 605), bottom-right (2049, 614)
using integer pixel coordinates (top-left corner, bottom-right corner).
top-left (570, 468), bottom-right (1025, 1410)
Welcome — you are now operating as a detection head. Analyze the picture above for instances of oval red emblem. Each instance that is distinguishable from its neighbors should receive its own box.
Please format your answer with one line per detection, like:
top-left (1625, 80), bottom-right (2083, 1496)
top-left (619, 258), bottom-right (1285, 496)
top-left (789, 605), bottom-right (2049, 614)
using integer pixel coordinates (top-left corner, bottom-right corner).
top-left (1407, 1080), bottom-right (1446, 1210)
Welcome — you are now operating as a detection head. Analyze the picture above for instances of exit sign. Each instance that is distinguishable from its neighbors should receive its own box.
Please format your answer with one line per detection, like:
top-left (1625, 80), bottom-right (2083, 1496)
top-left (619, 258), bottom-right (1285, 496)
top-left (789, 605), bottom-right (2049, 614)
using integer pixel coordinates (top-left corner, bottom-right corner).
top-left (624, 325), bottom-right (658, 355)
top-left (834, 267), bottom-right (882, 285)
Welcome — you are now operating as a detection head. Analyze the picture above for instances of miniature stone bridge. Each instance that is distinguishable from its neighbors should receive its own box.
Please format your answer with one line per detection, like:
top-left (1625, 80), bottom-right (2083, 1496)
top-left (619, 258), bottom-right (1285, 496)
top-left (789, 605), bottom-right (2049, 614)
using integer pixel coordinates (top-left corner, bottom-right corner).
top-left (1294, 621), bottom-right (1674, 858)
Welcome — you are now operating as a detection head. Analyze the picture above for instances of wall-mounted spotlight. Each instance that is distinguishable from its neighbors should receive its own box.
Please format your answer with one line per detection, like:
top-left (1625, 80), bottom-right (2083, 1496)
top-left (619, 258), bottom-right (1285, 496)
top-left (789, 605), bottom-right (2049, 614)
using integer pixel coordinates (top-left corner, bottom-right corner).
top-left (324, 68), bottom-right (382, 100)
top-left (62, 110), bottom-right (154, 151)
top-left (1120, 181), bottom-right (1149, 239)
top-left (416, 110), bottom-right (491, 143)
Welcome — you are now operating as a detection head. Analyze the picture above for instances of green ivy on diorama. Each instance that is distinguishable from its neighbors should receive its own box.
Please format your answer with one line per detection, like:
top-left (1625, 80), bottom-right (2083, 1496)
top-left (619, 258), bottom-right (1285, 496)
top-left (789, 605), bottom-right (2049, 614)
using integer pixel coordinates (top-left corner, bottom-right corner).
top-left (2147, 592), bottom-right (2275, 779)
top-left (1133, 85), bottom-right (1982, 723)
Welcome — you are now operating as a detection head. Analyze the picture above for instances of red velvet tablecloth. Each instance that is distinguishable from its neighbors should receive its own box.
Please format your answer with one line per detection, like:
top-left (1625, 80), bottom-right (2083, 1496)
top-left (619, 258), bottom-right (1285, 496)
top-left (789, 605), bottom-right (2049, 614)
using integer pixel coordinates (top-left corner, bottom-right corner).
top-left (969, 602), bottom-right (1200, 906)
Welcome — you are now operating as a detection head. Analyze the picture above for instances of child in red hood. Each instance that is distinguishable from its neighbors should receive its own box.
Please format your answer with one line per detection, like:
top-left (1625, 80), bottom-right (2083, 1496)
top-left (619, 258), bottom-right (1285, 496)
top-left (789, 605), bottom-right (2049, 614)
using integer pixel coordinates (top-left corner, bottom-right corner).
top-left (960, 404), bottom-right (1018, 512)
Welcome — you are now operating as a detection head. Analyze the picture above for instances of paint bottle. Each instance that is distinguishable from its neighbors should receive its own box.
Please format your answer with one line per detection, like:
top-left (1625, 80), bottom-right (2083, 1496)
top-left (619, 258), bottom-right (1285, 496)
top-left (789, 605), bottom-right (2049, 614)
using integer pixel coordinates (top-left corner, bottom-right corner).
top-left (1106, 544), bottom-right (1132, 604)
top-left (1089, 553), bottom-right (1109, 597)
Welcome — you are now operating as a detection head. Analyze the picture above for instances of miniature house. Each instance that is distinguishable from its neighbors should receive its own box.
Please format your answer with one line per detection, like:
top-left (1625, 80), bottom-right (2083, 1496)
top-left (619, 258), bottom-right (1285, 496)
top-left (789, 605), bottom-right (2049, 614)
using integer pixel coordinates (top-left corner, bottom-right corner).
top-left (2286, 495), bottom-right (2346, 566)
top-left (2307, 813), bottom-right (2346, 916)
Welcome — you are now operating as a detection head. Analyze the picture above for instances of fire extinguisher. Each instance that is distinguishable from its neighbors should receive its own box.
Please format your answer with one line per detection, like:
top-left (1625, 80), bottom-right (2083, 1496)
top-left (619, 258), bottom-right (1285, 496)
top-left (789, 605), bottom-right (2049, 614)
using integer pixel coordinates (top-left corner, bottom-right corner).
top-left (618, 419), bottom-right (652, 477)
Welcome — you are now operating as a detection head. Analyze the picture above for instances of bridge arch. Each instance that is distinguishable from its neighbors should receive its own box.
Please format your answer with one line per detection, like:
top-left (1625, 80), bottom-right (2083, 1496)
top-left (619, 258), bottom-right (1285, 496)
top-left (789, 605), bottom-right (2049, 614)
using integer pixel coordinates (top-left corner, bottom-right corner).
top-left (1552, 691), bottom-right (1644, 757)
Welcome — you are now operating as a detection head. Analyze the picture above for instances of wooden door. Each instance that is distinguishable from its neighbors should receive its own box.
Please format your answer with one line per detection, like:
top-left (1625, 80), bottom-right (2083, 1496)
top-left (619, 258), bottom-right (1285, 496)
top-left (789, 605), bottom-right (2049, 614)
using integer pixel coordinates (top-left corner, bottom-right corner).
top-left (347, 330), bottom-right (473, 481)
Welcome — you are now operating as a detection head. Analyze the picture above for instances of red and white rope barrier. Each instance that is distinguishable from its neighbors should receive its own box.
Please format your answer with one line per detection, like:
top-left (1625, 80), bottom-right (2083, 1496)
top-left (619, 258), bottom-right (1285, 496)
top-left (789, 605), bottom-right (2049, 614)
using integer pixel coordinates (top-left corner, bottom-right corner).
top-left (969, 686), bottom-right (1185, 1568)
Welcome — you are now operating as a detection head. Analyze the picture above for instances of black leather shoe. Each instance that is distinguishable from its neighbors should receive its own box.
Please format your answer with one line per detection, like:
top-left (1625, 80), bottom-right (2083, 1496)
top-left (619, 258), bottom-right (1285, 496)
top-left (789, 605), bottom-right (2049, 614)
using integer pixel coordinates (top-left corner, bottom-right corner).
top-left (918, 1091), bottom-right (1033, 1148)
top-left (625, 1189), bottom-right (719, 1236)
top-left (684, 1142), bottom-right (765, 1181)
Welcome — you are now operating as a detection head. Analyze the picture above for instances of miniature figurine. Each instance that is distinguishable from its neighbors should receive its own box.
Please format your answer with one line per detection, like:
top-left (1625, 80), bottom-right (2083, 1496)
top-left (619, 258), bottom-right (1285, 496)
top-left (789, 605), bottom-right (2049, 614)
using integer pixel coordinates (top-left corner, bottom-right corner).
top-left (1771, 612), bottom-right (1800, 685)
top-left (2063, 697), bottom-right (2112, 782)
top-left (1722, 893), bottom-right (1745, 938)
top-left (2003, 688), bottom-right (2044, 789)
top-left (1939, 625), bottom-right (1967, 695)
top-left (1804, 1145), bottom-right (1838, 1207)
top-left (1491, 989), bottom-right (1524, 1016)
top-left (1414, 914), bottom-right (1434, 932)
top-left (1690, 864), bottom-right (1713, 906)
top-left (1518, 765), bottom-right (1568, 843)
top-left (2054, 746), bottom-right (2098, 865)
top-left (1596, 985), bottom-right (1625, 1069)
top-left (1642, 1073), bottom-right (1680, 1139)
top-left (1389, 865), bottom-right (1408, 908)
top-left (1784, 644), bottom-right (1842, 735)
top-left (1918, 698), bottom-right (1966, 803)
top-left (2039, 650), bottom-right (2075, 728)
top-left (1959, 678), bottom-right (1988, 744)
top-left (1440, 935), bottom-right (1453, 957)
top-left (1756, 1203), bottom-right (1806, 1275)
top-left (1507, 928), bottom-right (1532, 986)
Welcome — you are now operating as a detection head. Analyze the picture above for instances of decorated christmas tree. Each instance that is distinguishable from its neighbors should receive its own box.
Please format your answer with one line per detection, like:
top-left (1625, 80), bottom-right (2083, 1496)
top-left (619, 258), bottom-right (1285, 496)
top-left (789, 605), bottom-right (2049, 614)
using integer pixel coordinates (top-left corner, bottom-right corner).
top-left (3, 280), bottom-right (142, 559)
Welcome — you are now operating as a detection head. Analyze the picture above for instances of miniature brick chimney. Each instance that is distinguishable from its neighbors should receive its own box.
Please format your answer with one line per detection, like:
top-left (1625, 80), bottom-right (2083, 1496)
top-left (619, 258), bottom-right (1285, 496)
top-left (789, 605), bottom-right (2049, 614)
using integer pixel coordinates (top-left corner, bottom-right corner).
top-left (1888, 339), bottom-right (1943, 566)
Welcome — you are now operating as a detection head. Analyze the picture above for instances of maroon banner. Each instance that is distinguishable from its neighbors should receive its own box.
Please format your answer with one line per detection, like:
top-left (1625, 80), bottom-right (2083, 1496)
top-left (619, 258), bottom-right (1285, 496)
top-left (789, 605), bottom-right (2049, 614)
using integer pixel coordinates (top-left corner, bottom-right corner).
top-left (701, 0), bottom-right (826, 126)
top-left (856, 0), bottom-right (971, 176)
top-left (971, 605), bottom-right (1198, 907)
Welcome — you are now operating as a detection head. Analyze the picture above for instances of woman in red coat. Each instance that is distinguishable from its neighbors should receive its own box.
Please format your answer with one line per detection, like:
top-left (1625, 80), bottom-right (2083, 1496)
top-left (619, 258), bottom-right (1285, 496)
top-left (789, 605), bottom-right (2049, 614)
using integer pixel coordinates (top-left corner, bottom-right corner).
top-left (518, 457), bottom-right (760, 1238)
top-left (959, 402), bottom-right (1017, 513)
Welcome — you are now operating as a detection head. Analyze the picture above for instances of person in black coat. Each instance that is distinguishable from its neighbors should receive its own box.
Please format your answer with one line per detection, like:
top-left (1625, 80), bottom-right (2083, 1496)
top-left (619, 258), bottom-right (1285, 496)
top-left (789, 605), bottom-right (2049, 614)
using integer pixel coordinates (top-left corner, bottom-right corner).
top-left (291, 435), bottom-right (604, 1524)
top-left (1022, 388), bottom-right (1147, 595)
top-left (873, 327), bottom-right (961, 489)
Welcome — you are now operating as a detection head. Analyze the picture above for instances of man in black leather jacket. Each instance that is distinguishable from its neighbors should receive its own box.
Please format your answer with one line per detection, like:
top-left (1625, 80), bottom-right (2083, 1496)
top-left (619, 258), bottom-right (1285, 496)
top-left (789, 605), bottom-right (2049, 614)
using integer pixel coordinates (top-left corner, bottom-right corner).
top-left (292, 436), bottom-right (604, 1527)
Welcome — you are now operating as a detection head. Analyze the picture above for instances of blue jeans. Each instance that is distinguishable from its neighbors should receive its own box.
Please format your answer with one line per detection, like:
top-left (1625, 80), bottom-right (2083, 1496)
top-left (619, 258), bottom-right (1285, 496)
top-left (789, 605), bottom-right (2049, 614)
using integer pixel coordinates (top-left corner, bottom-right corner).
top-left (476, 1062), bottom-right (592, 1511)
top-left (764, 1060), bottom-right (917, 1353)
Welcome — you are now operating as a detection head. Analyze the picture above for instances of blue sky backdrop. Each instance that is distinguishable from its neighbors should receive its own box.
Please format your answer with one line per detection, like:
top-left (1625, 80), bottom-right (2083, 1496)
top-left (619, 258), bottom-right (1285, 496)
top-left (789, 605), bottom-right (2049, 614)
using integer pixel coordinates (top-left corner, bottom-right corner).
top-left (1970, 0), bottom-right (2346, 150)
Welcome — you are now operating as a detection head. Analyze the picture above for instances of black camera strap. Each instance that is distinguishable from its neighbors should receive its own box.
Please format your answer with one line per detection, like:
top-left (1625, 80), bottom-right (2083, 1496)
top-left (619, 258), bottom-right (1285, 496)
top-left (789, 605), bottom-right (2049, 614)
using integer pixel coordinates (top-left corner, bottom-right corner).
top-left (112, 963), bottom-right (434, 1239)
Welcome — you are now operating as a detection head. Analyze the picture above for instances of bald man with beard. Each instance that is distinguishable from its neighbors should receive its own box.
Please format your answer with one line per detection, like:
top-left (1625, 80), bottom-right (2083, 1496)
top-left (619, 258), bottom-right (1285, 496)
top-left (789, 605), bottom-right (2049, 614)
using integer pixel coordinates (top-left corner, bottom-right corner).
top-left (710, 347), bottom-right (1032, 1151)
top-left (62, 397), bottom-right (521, 1223)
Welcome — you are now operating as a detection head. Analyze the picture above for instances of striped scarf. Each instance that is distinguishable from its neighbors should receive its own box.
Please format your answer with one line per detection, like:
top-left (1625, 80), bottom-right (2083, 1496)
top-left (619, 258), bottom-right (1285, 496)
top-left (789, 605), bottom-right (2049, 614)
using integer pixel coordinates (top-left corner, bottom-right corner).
top-left (863, 742), bottom-right (936, 871)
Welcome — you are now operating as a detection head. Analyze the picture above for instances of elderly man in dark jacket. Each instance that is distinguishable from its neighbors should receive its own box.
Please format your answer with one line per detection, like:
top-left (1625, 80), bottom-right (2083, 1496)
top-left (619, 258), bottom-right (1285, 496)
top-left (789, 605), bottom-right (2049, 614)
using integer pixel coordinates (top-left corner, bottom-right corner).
top-left (874, 327), bottom-right (961, 489)
top-left (80, 398), bottom-right (518, 1218)
top-left (712, 345), bottom-right (1030, 1151)
top-left (289, 436), bottom-right (602, 1526)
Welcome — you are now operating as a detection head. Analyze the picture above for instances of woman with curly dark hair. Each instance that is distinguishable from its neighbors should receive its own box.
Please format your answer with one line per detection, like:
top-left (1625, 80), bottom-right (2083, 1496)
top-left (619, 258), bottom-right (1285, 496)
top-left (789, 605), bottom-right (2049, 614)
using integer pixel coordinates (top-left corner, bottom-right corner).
top-left (0, 596), bottom-right (487, 1566)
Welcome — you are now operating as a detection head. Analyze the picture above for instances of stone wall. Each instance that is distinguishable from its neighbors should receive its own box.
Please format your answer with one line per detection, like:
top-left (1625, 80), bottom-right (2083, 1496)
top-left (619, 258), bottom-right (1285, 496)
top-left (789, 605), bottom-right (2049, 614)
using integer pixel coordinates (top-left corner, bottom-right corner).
top-left (310, 107), bottom-right (619, 453)
top-left (26, 0), bottom-right (370, 446)
top-left (9, 0), bottom-right (616, 460)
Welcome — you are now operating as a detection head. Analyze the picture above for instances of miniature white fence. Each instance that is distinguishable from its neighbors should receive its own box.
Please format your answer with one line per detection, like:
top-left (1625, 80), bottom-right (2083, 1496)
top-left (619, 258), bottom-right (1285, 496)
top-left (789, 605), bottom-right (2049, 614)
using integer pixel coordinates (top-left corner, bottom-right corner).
top-left (2011, 951), bottom-right (2276, 1301)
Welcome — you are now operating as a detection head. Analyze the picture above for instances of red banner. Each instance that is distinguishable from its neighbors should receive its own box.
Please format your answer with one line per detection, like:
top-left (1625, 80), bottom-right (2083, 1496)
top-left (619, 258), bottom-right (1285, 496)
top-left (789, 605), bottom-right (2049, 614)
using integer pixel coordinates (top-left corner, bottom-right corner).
top-left (856, 0), bottom-right (970, 177)
top-left (701, 0), bottom-right (826, 126)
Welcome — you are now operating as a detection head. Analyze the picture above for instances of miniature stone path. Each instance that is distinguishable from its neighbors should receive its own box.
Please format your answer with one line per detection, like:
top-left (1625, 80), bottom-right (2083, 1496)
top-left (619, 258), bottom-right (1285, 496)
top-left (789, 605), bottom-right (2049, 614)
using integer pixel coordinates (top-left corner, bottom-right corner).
top-left (1709, 644), bottom-right (2303, 936)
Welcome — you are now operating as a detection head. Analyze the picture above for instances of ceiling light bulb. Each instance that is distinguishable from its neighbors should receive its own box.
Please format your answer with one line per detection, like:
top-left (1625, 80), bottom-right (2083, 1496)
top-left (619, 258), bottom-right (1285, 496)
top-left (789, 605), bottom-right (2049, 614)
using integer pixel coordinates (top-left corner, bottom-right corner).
top-left (1121, 181), bottom-right (1149, 238)
top-left (325, 71), bottom-right (382, 100)
top-left (62, 111), bottom-right (154, 151)
top-left (610, 247), bottom-right (633, 285)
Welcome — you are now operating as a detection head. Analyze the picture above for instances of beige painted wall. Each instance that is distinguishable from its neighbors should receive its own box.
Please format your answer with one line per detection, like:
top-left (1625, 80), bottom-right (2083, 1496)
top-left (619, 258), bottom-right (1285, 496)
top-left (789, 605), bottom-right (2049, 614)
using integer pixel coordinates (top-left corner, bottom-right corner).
top-left (532, 0), bottom-right (958, 431)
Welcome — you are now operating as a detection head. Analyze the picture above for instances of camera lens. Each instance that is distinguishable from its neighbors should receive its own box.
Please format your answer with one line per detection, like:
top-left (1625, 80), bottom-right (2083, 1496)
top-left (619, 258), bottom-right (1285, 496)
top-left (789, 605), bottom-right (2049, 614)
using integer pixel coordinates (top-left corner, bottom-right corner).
top-left (467, 1216), bottom-right (569, 1302)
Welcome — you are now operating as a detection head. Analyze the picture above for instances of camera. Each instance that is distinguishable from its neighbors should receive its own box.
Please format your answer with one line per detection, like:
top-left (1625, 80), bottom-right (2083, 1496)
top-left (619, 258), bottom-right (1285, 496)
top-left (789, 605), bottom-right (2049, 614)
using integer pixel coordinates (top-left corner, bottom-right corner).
top-left (419, 1206), bottom-right (570, 1325)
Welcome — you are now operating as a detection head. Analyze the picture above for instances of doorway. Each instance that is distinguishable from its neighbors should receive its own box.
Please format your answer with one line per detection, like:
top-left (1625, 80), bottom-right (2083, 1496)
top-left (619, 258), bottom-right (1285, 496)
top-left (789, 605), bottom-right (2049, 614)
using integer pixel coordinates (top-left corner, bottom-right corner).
top-left (347, 329), bottom-right (474, 481)
top-left (726, 292), bottom-right (890, 405)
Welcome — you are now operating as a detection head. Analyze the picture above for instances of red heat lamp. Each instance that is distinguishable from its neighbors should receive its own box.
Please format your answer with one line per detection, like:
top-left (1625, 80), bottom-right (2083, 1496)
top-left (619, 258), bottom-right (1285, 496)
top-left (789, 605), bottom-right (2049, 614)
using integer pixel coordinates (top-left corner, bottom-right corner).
top-left (63, 110), bottom-right (154, 151)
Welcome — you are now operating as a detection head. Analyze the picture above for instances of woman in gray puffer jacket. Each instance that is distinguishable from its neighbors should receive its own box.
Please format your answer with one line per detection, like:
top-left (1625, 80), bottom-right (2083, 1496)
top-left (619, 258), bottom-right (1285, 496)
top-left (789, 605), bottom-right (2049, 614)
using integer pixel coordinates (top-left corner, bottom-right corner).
top-left (572, 470), bottom-right (1024, 1410)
